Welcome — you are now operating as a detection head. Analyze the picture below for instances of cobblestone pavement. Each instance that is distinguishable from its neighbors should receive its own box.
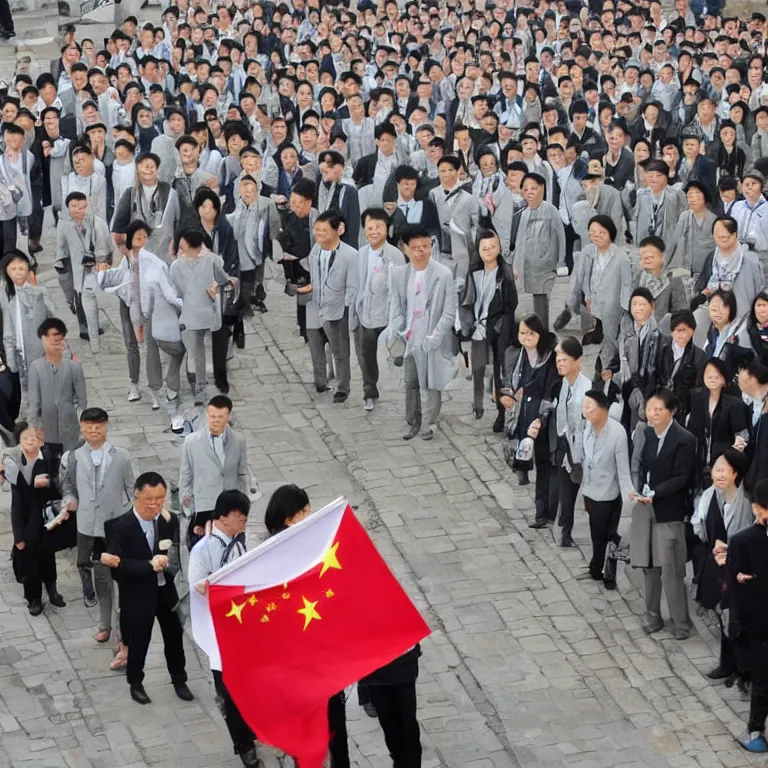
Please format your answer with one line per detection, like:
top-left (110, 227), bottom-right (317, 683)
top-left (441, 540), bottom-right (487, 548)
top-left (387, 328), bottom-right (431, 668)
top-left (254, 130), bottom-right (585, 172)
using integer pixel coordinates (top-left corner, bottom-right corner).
top-left (0, 34), bottom-right (765, 768)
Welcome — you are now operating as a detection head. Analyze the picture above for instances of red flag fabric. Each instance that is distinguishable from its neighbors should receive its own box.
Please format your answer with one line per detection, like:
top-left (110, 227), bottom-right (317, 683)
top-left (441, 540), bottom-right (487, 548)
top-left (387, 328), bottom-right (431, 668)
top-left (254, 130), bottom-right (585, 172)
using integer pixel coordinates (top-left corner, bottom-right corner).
top-left (208, 502), bottom-right (430, 767)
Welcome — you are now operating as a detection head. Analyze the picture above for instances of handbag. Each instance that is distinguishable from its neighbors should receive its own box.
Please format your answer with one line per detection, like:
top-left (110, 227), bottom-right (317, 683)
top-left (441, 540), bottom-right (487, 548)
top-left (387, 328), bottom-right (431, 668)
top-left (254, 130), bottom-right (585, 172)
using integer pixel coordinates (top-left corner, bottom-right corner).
top-left (220, 279), bottom-right (241, 317)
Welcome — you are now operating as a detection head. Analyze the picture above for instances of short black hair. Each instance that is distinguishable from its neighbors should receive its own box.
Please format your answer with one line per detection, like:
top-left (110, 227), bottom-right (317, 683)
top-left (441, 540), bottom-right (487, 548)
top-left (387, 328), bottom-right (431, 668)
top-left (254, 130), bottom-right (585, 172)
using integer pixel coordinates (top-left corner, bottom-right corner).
top-left (264, 484), bottom-right (310, 535)
top-left (126, 219), bottom-right (152, 250)
top-left (134, 471), bottom-right (167, 493)
top-left (583, 388), bottom-right (609, 410)
top-left (80, 407), bottom-right (109, 423)
top-left (65, 191), bottom-right (87, 207)
top-left (213, 489), bottom-right (251, 520)
top-left (291, 178), bottom-right (316, 201)
top-left (400, 225), bottom-right (431, 244)
top-left (709, 288), bottom-right (738, 321)
top-left (208, 395), bottom-right (233, 411)
top-left (752, 478), bottom-right (768, 509)
top-left (670, 309), bottom-right (696, 331)
top-left (630, 286), bottom-right (655, 306)
top-left (395, 164), bottom-right (419, 183)
top-left (558, 336), bottom-right (583, 360)
top-left (588, 214), bottom-right (617, 242)
top-left (179, 229), bottom-right (205, 249)
top-left (638, 235), bottom-right (665, 252)
top-left (361, 207), bottom-right (388, 226)
top-left (315, 210), bottom-right (343, 229)
top-left (741, 359), bottom-right (768, 386)
top-left (14, 419), bottom-right (34, 443)
top-left (38, 317), bottom-right (68, 338)
top-left (647, 387), bottom-right (677, 412)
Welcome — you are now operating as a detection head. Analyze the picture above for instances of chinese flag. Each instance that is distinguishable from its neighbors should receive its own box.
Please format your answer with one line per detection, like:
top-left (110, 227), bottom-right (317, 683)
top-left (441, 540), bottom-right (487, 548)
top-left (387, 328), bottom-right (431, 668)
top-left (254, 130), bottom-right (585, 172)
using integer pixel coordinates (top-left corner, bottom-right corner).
top-left (204, 499), bottom-right (430, 767)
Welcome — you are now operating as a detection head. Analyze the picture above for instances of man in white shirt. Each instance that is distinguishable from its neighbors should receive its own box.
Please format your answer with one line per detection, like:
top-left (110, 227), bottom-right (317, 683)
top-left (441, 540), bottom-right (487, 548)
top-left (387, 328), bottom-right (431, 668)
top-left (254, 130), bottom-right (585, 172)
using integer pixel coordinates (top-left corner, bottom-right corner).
top-left (188, 490), bottom-right (259, 768)
top-left (731, 170), bottom-right (768, 271)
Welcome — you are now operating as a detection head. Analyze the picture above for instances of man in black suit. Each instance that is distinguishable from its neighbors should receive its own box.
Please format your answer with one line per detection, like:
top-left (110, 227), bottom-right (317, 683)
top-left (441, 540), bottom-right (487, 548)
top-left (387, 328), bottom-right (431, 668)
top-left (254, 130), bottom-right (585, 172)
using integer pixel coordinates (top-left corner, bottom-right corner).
top-left (630, 389), bottom-right (696, 640)
top-left (386, 165), bottom-right (440, 247)
top-left (317, 150), bottom-right (360, 247)
top-left (105, 472), bottom-right (192, 705)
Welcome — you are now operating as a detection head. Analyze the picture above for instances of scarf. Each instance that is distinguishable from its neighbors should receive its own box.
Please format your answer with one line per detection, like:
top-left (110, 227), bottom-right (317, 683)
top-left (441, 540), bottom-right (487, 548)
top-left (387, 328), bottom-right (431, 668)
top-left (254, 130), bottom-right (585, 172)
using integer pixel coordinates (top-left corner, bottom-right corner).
top-left (318, 180), bottom-right (341, 214)
top-left (638, 269), bottom-right (670, 300)
top-left (708, 247), bottom-right (744, 293)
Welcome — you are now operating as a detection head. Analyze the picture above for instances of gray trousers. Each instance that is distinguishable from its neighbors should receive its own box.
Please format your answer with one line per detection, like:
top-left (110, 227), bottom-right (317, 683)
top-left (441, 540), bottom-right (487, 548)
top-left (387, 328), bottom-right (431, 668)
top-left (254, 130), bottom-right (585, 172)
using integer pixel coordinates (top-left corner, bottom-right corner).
top-left (354, 325), bottom-right (385, 400)
top-left (404, 354), bottom-right (441, 427)
top-left (76, 532), bottom-right (115, 632)
top-left (643, 520), bottom-right (692, 632)
top-left (533, 293), bottom-right (550, 332)
top-left (181, 329), bottom-right (207, 394)
top-left (154, 337), bottom-right (187, 394)
top-left (119, 301), bottom-right (141, 385)
top-left (308, 314), bottom-right (350, 394)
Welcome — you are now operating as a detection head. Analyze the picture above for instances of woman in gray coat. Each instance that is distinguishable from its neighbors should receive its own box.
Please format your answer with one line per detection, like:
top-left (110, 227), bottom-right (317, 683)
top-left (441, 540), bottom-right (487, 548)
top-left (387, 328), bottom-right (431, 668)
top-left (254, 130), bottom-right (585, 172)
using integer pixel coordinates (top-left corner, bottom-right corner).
top-left (569, 215), bottom-right (632, 376)
top-left (1, 251), bottom-right (56, 397)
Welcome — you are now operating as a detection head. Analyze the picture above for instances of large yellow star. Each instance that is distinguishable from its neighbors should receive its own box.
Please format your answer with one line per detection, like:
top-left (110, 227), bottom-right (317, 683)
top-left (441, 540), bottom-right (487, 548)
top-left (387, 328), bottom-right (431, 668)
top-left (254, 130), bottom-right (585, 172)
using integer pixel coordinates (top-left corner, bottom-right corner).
top-left (297, 596), bottom-right (322, 631)
top-left (225, 599), bottom-right (247, 624)
top-left (319, 541), bottom-right (342, 578)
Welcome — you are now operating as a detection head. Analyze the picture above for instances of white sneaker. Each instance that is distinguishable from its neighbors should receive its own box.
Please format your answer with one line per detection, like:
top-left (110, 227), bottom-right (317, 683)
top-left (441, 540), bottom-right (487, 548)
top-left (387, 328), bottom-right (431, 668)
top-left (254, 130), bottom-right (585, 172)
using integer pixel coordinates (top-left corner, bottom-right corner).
top-left (166, 389), bottom-right (178, 402)
top-left (150, 393), bottom-right (160, 410)
top-left (127, 385), bottom-right (140, 402)
top-left (364, 398), bottom-right (375, 411)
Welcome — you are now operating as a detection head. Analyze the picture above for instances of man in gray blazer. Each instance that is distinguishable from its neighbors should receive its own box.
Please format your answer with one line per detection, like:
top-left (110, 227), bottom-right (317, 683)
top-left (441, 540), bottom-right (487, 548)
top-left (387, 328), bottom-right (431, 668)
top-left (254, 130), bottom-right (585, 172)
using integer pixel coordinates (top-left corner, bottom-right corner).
top-left (303, 210), bottom-right (358, 403)
top-left (386, 226), bottom-right (458, 440)
top-left (179, 395), bottom-right (251, 550)
top-left (61, 408), bottom-right (135, 643)
top-left (351, 208), bottom-right (406, 412)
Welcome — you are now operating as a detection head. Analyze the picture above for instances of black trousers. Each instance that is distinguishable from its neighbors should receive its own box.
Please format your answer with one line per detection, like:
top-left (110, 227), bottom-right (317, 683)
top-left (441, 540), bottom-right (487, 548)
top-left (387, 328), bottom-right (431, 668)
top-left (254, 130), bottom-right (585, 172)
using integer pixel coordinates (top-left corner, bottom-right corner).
top-left (534, 460), bottom-right (558, 523)
top-left (0, 218), bottom-right (17, 254)
top-left (328, 691), bottom-right (350, 768)
top-left (211, 322), bottom-right (232, 386)
top-left (124, 595), bottom-right (187, 687)
top-left (557, 466), bottom-right (580, 538)
top-left (564, 223), bottom-right (577, 274)
top-left (0, 0), bottom-right (14, 34)
top-left (297, 301), bottom-right (307, 339)
top-left (584, 496), bottom-right (622, 578)
top-left (748, 638), bottom-right (768, 733)
top-left (213, 669), bottom-right (256, 754)
top-left (367, 682), bottom-right (422, 768)
top-left (718, 612), bottom-right (738, 675)
top-left (19, 547), bottom-right (56, 603)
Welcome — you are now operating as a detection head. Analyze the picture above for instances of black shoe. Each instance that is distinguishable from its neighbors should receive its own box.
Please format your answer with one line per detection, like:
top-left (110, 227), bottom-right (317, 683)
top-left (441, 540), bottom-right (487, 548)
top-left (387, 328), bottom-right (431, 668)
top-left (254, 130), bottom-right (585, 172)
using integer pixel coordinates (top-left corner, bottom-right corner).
top-left (174, 683), bottom-right (194, 701)
top-left (316, 385), bottom-right (330, 393)
top-left (28, 600), bottom-right (43, 616)
top-left (492, 412), bottom-right (505, 433)
top-left (582, 324), bottom-right (604, 346)
top-left (724, 673), bottom-right (738, 688)
top-left (560, 535), bottom-right (575, 548)
top-left (403, 423), bottom-right (421, 440)
top-left (333, 391), bottom-right (348, 403)
top-left (528, 519), bottom-right (549, 529)
top-left (234, 325), bottom-right (246, 350)
top-left (516, 470), bottom-right (529, 486)
top-left (473, 407), bottom-right (484, 420)
top-left (553, 307), bottom-right (572, 332)
top-left (98, 328), bottom-right (105, 335)
top-left (602, 578), bottom-right (617, 590)
top-left (215, 379), bottom-right (230, 394)
top-left (79, 332), bottom-right (90, 341)
top-left (238, 746), bottom-right (262, 768)
top-left (46, 584), bottom-right (66, 607)
top-left (254, 301), bottom-right (268, 314)
top-left (707, 666), bottom-right (734, 681)
top-left (363, 702), bottom-right (378, 718)
top-left (130, 685), bottom-right (151, 705)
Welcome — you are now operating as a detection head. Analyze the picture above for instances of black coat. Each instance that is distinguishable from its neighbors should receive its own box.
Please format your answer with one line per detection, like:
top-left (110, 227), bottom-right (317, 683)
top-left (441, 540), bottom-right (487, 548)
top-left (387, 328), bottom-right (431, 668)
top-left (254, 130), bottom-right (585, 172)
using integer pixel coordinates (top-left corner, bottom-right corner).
top-left (10, 453), bottom-right (59, 551)
top-left (389, 197), bottom-right (440, 246)
top-left (746, 320), bottom-right (768, 367)
top-left (457, 262), bottom-right (518, 353)
top-left (352, 151), bottom-right (398, 200)
top-left (744, 411), bottom-right (768, 494)
top-left (360, 644), bottom-right (421, 686)
top-left (687, 389), bottom-right (749, 479)
top-left (635, 420), bottom-right (696, 523)
top-left (728, 523), bottom-right (768, 641)
top-left (106, 510), bottom-right (180, 617)
top-left (658, 339), bottom-right (707, 424)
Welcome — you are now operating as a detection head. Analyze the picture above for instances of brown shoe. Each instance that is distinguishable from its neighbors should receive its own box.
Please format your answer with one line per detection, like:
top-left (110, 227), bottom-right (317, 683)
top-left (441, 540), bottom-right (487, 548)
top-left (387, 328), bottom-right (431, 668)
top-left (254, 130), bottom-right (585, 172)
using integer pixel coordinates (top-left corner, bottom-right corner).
top-left (28, 239), bottom-right (42, 255)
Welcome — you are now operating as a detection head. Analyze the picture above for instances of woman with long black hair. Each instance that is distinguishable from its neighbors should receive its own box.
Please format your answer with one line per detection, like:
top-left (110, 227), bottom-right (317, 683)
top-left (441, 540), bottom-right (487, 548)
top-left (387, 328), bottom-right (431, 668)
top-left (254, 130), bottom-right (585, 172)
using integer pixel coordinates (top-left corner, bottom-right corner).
top-left (458, 229), bottom-right (517, 432)
top-left (500, 313), bottom-right (558, 526)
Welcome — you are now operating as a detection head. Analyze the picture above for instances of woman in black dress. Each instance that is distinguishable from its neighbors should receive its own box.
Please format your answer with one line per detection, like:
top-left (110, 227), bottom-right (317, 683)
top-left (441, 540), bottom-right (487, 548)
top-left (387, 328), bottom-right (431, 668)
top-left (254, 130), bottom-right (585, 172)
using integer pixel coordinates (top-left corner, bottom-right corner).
top-left (8, 421), bottom-right (67, 615)
top-left (692, 448), bottom-right (752, 686)
top-left (500, 313), bottom-right (558, 528)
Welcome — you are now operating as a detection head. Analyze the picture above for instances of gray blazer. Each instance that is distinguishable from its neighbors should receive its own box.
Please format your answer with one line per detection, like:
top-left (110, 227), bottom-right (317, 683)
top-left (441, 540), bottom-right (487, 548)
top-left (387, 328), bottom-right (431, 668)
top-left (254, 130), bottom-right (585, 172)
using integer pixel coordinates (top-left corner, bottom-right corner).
top-left (304, 240), bottom-right (358, 329)
top-left (62, 443), bottom-right (135, 538)
top-left (2, 285), bottom-right (56, 377)
top-left (27, 357), bottom-right (87, 451)
top-left (580, 417), bottom-right (634, 503)
top-left (179, 427), bottom-right (249, 513)
top-left (350, 241), bottom-right (405, 331)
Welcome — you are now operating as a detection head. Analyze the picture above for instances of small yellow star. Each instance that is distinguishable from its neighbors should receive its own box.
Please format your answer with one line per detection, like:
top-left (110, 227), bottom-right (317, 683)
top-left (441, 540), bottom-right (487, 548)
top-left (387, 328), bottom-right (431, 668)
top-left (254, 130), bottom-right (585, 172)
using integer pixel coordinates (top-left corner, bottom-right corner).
top-left (266, 602), bottom-right (277, 613)
top-left (297, 596), bottom-right (322, 631)
top-left (260, 614), bottom-right (269, 624)
top-left (325, 589), bottom-right (335, 599)
top-left (319, 541), bottom-right (342, 578)
top-left (225, 600), bottom-right (247, 624)
top-left (282, 592), bottom-right (291, 600)
top-left (247, 594), bottom-right (258, 606)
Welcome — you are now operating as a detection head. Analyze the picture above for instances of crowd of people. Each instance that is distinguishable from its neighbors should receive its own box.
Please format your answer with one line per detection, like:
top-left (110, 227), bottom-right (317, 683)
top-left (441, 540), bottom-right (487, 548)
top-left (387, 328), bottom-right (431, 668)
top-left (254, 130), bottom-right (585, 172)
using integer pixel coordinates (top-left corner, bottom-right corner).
top-left (4, 0), bottom-right (768, 762)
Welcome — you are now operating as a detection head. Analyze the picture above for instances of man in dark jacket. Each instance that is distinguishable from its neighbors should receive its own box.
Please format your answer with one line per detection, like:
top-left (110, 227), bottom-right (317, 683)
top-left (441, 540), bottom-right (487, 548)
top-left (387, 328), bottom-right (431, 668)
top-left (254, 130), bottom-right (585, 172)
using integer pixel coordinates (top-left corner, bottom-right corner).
top-left (630, 389), bottom-right (696, 640)
top-left (105, 472), bottom-right (192, 706)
